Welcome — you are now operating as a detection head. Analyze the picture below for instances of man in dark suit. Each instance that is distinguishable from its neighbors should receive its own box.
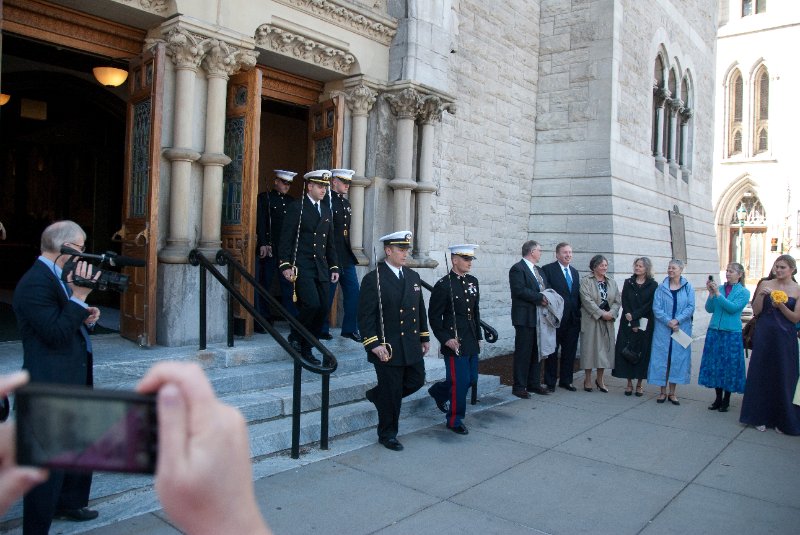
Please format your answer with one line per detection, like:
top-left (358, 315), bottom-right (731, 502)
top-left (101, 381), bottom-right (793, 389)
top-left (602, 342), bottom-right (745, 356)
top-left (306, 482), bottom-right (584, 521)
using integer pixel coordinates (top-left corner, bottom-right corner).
top-left (509, 240), bottom-right (550, 398)
top-left (319, 169), bottom-right (361, 342)
top-left (278, 170), bottom-right (339, 363)
top-left (13, 220), bottom-right (101, 533)
top-left (255, 169), bottom-right (298, 328)
top-left (542, 242), bottom-right (581, 392)
top-left (427, 244), bottom-right (481, 435)
top-left (359, 231), bottom-right (430, 451)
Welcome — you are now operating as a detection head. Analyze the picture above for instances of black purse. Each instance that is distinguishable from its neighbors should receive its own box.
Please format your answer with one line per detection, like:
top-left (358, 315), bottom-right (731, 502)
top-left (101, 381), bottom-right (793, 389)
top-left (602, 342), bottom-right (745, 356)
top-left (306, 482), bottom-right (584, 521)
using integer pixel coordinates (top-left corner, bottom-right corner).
top-left (621, 330), bottom-right (642, 365)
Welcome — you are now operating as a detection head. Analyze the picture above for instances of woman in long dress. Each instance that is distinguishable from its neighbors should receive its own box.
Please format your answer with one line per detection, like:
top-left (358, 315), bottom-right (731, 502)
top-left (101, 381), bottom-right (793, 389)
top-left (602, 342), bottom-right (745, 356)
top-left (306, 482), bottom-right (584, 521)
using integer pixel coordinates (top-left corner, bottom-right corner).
top-left (579, 255), bottom-right (621, 392)
top-left (612, 257), bottom-right (657, 396)
top-left (698, 263), bottom-right (749, 412)
top-left (648, 259), bottom-right (695, 405)
top-left (739, 255), bottom-right (800, 434)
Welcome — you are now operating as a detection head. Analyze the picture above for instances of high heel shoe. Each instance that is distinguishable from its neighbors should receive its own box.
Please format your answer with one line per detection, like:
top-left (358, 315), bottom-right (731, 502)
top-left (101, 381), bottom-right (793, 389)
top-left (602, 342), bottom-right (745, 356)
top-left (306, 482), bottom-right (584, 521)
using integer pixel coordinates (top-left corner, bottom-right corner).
top-left (635, 386), bottom-right (644, 397)
top-left (624, 386), bottom-right (633, 396)
top-left (656, 393), bottom-right (667, 403)
top-left (595, 380), bottom-right (608, 393)
top-left (668, 394), bottom-right (680, 406)
top-left (583, 382), bottom-right (593, 392)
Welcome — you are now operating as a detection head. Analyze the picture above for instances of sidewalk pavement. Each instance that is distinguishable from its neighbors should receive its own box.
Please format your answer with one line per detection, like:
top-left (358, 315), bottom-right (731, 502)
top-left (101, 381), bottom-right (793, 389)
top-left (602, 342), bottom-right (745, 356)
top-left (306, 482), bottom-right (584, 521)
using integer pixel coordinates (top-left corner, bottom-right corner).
top-left (30, 341), bottom-right (800, 534)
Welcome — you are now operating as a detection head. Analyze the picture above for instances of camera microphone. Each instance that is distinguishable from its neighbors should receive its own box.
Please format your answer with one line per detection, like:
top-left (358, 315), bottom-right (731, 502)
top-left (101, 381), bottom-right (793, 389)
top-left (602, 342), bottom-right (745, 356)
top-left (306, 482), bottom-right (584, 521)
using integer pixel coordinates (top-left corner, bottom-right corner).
top-left (60, 246), bottom-right (145, 268)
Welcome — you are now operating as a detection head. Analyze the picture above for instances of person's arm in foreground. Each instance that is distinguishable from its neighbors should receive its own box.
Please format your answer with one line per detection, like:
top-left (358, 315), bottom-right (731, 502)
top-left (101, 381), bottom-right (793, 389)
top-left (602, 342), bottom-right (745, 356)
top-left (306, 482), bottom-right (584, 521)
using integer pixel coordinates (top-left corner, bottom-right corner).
top-left (137, 362), bottom-right (271, 535)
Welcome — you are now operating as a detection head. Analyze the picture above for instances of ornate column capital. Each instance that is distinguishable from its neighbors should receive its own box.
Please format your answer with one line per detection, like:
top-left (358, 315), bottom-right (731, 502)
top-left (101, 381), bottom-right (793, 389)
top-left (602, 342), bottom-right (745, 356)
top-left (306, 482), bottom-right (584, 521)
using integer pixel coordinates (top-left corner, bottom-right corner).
top-left (341, 83), bottom-right (378, 116)
top-left (418, 95), bottom-right (457, 124)
top-left (164, 28), bottom-right (209, 70)
top-left (203, 40), bottom-right (258, 78)
top-left (679, 106), bottom-right (693, 123)
top-left (653, 85), bottom-right (671, 107)
top-left (386, 88), bottom-right (422, 119)
top-left (668, 98), bottom-right (684, 115)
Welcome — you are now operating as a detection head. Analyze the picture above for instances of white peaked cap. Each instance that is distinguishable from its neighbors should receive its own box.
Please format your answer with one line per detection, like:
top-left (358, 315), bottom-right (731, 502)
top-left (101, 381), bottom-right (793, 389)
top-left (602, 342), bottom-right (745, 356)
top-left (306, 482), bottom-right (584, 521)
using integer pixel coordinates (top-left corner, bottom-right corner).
top-left (448, 244), bottom-right (479, 258)
top-left (274, 170), bottom-right (297, 181)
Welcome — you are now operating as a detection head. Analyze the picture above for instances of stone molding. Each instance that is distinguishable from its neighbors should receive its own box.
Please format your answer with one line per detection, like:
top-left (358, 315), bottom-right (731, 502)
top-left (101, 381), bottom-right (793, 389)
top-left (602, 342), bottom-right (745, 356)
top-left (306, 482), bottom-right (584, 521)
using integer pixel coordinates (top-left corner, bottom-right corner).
top-left (119, 0), bottom-right (170, 14)
top-left (254, 23), bottom-right (356, 74)
top-left (340, 83), bottom-right (378, 116)
top-left (203, 39), bottom-right (258, 77)
top-left (386, 88), bottom-right (422, 119)
top-left (273, 0), bottom-right (397, 46)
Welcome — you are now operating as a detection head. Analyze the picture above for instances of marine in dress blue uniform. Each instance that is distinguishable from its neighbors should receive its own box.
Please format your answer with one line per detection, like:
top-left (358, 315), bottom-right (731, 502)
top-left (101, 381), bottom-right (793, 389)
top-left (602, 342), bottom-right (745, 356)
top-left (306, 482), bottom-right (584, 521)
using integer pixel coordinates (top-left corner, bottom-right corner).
top-left (358, 231), bottom-right (430, 451)
top-left (320, 169), bottom-right (361, 342)
top-left (427, 244), bottom-right (482, 435)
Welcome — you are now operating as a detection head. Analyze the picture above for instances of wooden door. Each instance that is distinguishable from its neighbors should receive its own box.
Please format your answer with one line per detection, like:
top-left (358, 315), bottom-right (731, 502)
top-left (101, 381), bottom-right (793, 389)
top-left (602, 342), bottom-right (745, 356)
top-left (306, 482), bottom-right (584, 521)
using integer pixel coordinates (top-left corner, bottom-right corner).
top-left (729, 227), bottom-right (766, 285)
top-left (222, 68), bottom-right (263, 335)
top-left (118, 43), bottom-right (164, 347)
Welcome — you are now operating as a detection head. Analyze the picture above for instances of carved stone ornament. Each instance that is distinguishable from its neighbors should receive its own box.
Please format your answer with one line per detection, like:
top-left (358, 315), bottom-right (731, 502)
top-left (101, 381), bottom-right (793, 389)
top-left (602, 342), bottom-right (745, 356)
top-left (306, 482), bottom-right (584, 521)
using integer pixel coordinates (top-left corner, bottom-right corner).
top-left (273, 0), bottom-right (397, 45)
top-left (119, 0), bottom-right (170, 14)
top-left (653, 85), bottom-right (671, 106)
top-left (343, 84), bottom-right (378, 116)
top-left (164, 28), bottom-right (209, 70)
top-left (203, 40), bottom-right (258, 77)
top-left (680, 106), bottom-right (693, 123)
top-left (254, 24), bottom-right (356, 74)
top-left (668, 98), bottom-right (684, 114)
top-left (418, 95), bottom-right (456, 124)
top-left (386, 88), bottom-right (422, 119)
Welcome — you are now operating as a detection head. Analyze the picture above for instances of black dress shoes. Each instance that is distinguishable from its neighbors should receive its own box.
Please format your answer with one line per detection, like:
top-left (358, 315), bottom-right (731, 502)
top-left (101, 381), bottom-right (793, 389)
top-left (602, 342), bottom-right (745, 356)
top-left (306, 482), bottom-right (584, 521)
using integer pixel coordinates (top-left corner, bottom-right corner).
top-left (55, 508), bottom-right (99, 522)
top-left (546, 385), bottom-right (556, 393)
top-left (528, 386), bottom-right (550, 396)
top-left (428, 386), bottom-right (449, 413)
top-left (559, 383), bottom-right (578, 392)
top-left (318, 333), bottom-right (333, 341)
top-left (379, 438), bottom-right (404, 451)
top-left (341, 332), bottom-right (363, 342)
top-left (512, 390), bottom-right (530, 399)
top-left (448, 424), bottom-right (469, 435)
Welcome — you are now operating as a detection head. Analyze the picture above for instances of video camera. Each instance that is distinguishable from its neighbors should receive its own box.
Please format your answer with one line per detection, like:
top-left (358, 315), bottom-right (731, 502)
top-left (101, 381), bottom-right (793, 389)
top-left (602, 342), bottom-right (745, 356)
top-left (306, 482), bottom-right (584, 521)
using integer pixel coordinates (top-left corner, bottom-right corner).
top-left (60, 246), bottom-right (145, 293)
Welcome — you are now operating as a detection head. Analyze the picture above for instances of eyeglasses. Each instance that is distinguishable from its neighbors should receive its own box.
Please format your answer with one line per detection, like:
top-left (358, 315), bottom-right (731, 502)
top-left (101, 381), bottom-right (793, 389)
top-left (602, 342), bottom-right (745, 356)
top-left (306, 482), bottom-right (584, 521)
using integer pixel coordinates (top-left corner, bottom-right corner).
top-left (65, 242), bottom-right (86, 253)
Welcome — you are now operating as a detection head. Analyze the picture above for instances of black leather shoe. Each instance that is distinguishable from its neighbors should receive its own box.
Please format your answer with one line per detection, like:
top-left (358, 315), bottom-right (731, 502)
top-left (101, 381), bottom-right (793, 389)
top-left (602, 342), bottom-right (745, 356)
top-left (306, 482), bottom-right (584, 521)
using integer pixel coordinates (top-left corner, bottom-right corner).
top-left (718, 404), bottom-right (729, 413)
top-left (318, 333), bottom-right (333, 341)
top-left (379, 438), bottom-right (404, 451)
top-left (55, 508), bottom-right (99, 522)
top-left (708, 400), bottom-right (722, 410)
top-left (428, 386), bottom-right (449, 413)
top-left (595, 380), bottom-right (609, 393)
top-left (365, 388), bottom-right (376, 404)
top-left (546, 385), bottom-right (556, 393)
top-left (559, 383), bottom-right (577, 392)
top-left (288, 337), bottom-right (303, 355)
top-left (448, 424), bottom-right (469, 435)
top-left (341, 332), bottom-right (363, 343)
top-left (512, 390), bottom-right (530, 399)
top-left (301, 347), bottom-right (321, 365)
top-left (528, 386), bottom-right (550, 396)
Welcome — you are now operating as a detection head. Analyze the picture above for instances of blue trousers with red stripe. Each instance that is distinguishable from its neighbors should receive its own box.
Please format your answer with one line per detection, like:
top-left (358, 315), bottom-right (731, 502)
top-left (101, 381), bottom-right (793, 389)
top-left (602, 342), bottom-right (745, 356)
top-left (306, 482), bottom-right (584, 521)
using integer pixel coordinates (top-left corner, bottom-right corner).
top-left (429, 354), bottom-right (478, 428)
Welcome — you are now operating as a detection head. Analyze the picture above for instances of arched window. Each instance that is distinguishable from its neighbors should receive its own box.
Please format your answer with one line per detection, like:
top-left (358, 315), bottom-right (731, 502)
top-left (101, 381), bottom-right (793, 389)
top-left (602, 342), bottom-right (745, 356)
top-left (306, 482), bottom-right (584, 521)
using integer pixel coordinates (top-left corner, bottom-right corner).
top-left (727, 69), bottom-right (743, 157)
top-left (753, 65), bottom-right (769, 154)
top-left (652, 55), bottom-right (665, 157)
top-left (663, 69), bottom-right (677, 161)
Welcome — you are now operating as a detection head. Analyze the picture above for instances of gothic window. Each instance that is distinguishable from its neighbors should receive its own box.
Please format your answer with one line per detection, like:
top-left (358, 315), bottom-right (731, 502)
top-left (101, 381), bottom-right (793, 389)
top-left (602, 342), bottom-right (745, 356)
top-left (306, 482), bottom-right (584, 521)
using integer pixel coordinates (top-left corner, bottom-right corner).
top-left (742, 0), bottom-right (767, 17)
top-left (727, 69), bottom-right (743, 157)
top-left (678, 75), bottom-right (692, 173)
top-left (664, 69), bottom-right (677, 161)
top-left (753, 65), bottom-right (769, 154)
top-left (652, 55), bottom-right (665, 157)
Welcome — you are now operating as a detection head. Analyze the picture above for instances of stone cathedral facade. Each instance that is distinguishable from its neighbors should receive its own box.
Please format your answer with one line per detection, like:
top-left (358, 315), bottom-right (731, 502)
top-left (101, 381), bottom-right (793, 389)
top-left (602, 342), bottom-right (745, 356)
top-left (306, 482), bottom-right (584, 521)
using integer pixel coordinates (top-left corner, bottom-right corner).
top-left (0, 0), bottom-right (719, 350)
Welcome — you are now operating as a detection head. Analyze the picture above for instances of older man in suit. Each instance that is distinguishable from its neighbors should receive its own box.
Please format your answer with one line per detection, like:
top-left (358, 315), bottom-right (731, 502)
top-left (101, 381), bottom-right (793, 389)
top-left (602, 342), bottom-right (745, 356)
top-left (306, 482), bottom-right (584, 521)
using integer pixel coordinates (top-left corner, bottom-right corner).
top-left (509, 240), bottom-right (550, 398)
top-left (13, 220), bottom-right (101, 534)
top-left (542, 242), bottom-right (581, 392)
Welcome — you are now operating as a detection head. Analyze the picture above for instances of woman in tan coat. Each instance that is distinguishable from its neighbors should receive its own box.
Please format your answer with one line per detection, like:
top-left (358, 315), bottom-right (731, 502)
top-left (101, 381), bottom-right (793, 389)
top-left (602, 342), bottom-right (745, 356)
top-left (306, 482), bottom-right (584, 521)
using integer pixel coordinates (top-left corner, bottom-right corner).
top-left (579, 255), bottom-right (621, 392)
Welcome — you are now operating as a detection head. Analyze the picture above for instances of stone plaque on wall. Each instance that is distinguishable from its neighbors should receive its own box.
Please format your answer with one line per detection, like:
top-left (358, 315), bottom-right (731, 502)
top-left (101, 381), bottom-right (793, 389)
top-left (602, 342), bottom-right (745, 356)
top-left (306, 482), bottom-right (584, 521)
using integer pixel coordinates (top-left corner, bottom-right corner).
top-left (669, 209), bottom-right (687, 263)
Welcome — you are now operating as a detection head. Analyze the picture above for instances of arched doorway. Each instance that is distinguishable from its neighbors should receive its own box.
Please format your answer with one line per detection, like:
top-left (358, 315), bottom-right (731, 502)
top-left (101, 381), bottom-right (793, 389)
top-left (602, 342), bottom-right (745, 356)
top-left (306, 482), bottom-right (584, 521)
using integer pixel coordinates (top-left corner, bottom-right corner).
top-left (728, 192), bottom-right (767, 286)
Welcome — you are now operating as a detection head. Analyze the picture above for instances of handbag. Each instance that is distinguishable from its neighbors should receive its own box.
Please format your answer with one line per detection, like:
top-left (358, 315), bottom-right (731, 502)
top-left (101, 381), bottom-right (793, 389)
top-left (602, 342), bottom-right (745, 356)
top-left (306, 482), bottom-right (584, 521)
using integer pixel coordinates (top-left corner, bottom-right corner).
top-left (742, 315), bottom-right (758, 351)
top-left (620, 330), bottom-right (642, 365)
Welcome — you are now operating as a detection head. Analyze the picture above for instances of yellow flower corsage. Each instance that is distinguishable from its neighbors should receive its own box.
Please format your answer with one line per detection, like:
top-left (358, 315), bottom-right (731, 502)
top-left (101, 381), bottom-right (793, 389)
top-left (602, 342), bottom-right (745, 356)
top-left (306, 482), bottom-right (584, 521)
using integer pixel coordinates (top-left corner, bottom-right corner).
top-left (771, 290), bottom-right (788, 304)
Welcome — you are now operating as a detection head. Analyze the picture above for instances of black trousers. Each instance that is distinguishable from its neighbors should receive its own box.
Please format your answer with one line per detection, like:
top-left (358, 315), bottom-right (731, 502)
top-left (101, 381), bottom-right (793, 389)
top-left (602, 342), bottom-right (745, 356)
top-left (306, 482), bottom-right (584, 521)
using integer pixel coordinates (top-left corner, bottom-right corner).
top-left (291, 275), bottom-right (329, 346)
top-left (513, 325), bottom-right (542, 391)
top-left (544, 322), bottom-right (581, 387)
top-left (23, 470), bottom-right (92, 535)
top-left (367, 361), bottom-right (426, 441)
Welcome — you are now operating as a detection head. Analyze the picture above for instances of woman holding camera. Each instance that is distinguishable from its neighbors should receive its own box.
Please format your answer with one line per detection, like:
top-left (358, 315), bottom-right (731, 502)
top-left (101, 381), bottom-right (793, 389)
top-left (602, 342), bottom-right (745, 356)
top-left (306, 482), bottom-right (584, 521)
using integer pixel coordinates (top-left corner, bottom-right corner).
top-left (698, 263), bottom-right (749, 412)
top-left (648, 259), bottom-right (695, 405)
top-left (739, 255), bottom-right (800, 434)
top-left (612, 257), bottom-right (657, 396)
top-left (579, 255), bottom-right (621, 392)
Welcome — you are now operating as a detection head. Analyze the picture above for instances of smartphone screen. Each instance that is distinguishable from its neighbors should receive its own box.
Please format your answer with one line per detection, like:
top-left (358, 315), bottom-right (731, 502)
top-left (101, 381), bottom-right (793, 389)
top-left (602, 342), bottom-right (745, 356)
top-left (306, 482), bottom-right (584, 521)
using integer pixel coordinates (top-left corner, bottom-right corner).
top-left (15, 384), bottom-right (157, 474)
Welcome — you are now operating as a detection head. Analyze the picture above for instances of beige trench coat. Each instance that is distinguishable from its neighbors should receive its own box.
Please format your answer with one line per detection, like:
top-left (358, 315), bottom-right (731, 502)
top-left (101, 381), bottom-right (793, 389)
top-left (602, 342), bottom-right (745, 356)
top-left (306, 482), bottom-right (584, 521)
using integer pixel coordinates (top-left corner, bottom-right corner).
top-left (579, 275), bottom-right (621, 369)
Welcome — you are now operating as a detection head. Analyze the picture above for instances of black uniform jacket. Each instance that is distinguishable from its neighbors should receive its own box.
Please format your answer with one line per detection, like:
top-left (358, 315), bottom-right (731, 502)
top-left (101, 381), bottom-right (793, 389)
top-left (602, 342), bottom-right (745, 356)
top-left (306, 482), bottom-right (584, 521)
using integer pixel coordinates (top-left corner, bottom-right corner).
top-left (256, 189), bottom-right (292, 249)
top-left (277, 195), bottom-right (339, 281)
top-left (542, 261), bottom-right (581, 326)
top-left (327, 191), bottom-right (358, 267)
top-left (359, 262), bottom-right (430, 367)
top-left (509, 259), bottom-right (549, 328)
top-left (13, 259), bottom-right (92, 385)
top-left (429, 271), bottom-right (482, 358)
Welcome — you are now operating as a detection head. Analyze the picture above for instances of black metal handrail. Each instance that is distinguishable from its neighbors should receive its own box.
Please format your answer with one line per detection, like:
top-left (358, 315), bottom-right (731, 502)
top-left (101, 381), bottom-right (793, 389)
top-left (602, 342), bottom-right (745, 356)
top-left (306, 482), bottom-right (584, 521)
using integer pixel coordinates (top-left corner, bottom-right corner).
top-left (189, 249), bottom-right (336, 459)
top-left (417, 277), bottom-right (499, 404)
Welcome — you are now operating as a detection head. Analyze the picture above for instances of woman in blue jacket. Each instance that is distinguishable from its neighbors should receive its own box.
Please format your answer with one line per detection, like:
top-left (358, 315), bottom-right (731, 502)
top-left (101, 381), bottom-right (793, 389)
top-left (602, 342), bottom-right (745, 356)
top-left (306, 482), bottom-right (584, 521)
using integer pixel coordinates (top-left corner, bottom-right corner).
top-left (698, 263), bottom-right (750, 412)
top-left (648, 259), bottom-right (695, 405)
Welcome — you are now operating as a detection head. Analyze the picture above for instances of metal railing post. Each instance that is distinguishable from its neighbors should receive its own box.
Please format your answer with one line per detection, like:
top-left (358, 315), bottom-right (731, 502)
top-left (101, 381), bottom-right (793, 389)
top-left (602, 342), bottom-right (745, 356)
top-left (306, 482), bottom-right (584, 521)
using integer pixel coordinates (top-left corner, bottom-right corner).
top-left (320, 373), bottom-right (330, 449)
top-left (291, 360), bottom-right (302, 459)
top-left (199, 265), bottom-right (207, 350)
top-left (226, 266), bottom-right (234, 348)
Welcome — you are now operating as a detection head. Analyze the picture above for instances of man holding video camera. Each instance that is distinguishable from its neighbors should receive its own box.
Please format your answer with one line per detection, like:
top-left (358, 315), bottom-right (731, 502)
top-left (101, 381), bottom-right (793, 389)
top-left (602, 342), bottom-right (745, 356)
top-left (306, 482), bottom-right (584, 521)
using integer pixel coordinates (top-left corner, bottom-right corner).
top-left (13, 220), bottom-right (101, 534)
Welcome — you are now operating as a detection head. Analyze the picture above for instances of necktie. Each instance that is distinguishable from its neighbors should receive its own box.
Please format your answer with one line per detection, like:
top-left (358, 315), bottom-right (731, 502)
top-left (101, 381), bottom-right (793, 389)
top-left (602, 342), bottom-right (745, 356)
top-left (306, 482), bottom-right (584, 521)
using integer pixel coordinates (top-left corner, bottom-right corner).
top-left (398, 269), bottom-right (404, 282)
top-left (314, 202), bottom-right (320, 215)
top-left (564, 266), bottom-right (573, 288)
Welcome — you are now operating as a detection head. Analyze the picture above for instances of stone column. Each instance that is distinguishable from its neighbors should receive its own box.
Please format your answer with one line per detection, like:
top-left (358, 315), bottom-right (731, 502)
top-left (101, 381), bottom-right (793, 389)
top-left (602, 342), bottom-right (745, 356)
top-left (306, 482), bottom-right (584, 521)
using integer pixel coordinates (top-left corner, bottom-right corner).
top-left (679, 106), bottom-right (693, 180)
top-left (197, 41), bottom-right (257, 255)
top-left (342, 83), bottom-right (377, 265)
top-left (652, 86), bottom-right (669, 172)
top-left (667, 98), bottom-right (683, 173)
top-left (385, 88), bottom-right (422, 231)
top-left (415, 95), bottom-right (454, 267)
top-left (160, 28), bottom-right (205, 263)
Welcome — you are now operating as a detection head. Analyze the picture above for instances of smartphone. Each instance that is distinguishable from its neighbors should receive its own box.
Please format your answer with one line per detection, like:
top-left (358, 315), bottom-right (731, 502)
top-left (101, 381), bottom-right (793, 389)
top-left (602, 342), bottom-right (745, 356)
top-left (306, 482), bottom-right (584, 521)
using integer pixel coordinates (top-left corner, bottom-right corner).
top-left (708, 275), bottom-right (714, 282)
top-left (15, 384), bottom-right (157, 474)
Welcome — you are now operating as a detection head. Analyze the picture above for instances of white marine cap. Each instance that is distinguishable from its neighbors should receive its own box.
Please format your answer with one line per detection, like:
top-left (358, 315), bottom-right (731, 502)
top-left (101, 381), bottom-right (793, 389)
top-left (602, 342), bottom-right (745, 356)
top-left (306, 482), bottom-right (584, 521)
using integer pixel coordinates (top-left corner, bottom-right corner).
top-left (330, 169), bottom-right (355, 181)
top-left (274, 170), bottom-right (297, 182)
top-left (379, 230), bottom-right (413, 249)
top-left (303, 169), bottom-right (331, 184)
top-left (448, 244), bottom-right (479, 259)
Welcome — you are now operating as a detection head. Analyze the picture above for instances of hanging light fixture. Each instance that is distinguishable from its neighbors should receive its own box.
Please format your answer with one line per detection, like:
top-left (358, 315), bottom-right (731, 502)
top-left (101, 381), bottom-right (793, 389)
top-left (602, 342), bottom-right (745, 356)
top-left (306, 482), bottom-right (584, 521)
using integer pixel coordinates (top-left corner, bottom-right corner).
top-left (92, 66), bottom-right (128, 87)
top-left (0, 94), bottom-right (10, 106)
